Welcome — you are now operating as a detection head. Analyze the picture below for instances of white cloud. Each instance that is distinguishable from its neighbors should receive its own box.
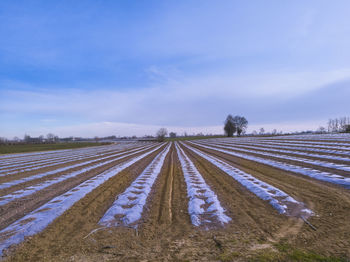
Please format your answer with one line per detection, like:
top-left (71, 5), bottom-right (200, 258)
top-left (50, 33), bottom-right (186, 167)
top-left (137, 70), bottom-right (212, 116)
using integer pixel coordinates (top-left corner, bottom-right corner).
top-left (1, 67), bottom-right (350, 138)
top-left (2, 67), bottom-right (350, 114)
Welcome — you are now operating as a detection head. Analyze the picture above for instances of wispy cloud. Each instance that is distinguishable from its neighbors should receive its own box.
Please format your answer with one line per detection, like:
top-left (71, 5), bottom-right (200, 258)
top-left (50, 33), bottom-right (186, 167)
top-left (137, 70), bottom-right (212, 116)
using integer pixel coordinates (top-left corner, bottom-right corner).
top-left (1, 67), bottom-right (350, 138)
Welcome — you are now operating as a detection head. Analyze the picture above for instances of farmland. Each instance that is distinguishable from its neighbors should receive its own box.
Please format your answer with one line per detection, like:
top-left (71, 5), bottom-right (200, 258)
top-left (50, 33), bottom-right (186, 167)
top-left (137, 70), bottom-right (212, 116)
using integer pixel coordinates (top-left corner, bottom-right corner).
top-left (0, 135), bottom-right (350, 261)
top-left (0, 142), bottom-right (112, 154)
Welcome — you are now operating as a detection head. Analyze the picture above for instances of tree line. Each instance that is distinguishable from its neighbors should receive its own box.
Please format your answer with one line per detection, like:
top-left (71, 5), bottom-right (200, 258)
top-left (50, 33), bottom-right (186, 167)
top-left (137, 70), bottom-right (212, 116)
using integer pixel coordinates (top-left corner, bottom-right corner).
top-left (0, 134), bottom-right (121, 145)
top-left (327, 117), bottom-right (350, 133)
top-left (0, 133), bottom-right (60, 145)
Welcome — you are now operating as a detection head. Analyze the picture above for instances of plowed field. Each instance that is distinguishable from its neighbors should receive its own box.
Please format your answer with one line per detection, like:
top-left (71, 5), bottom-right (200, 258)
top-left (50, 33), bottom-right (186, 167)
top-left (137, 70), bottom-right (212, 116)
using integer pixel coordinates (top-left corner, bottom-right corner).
top-left (1, 135), bottom-right (350, 261)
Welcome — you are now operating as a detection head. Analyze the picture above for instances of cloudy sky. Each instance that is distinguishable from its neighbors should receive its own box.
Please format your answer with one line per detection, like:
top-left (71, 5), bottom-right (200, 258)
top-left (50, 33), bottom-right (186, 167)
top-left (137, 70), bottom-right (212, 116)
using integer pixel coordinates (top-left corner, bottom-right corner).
top-left (1, 0), bottom-right (350, 138)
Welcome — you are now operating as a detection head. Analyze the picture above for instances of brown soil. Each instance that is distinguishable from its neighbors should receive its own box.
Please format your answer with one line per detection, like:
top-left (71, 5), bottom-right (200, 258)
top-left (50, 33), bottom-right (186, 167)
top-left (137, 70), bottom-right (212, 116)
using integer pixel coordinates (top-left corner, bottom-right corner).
top-left (214, 141), bottom-right (350, 162)
top-left (243, 141), bottom-right (350, 154)
top-left (199, 142), bottom-right (350, 178)
top-left (0, 146), bottom-right (146, 184)
top-left (0, 145), bottom-right (155, 198)
top-left (0, 147), bottom-right (161, 231)
top-left (185, 142), bottom-right (350, 256)
top-left (1, 142), bottom-right (350, 261)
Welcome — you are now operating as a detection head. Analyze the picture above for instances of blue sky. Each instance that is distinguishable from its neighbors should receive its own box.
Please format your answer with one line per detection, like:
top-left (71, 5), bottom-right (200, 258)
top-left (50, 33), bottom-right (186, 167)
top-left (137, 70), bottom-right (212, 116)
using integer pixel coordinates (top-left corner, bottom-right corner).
top-left (1, 0), bottom-right (350, 138)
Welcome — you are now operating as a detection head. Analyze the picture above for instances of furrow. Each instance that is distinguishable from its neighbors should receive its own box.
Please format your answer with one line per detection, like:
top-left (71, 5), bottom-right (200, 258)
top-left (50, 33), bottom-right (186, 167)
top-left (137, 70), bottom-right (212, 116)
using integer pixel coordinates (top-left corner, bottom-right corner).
top-left (190, 142), bottom-right (350, 189)
top-left (197, 141), bottom-right (350, 173)
top-left (99, 143), bottom-right (171, 227)
top-left (0, 144), bottom-right (150, 176)
top-left (0, 145), bottom-right (122, 169)
top-left (182, 142), bottom-right (313, 218)
top-left (0, 143), bottom-right (164, 256)
top-left (175, 142), bottom-right (231, 227)
top-left (0, 145), bottom-right (119, 165)
top-left (0, 144), bottom-right (156, 190)
top-left (0, 144), bottom-right (159, 206)
top-left (215, 140), bottom-right (350, 157)
top-left (0, 144), bottom-right (136, 173)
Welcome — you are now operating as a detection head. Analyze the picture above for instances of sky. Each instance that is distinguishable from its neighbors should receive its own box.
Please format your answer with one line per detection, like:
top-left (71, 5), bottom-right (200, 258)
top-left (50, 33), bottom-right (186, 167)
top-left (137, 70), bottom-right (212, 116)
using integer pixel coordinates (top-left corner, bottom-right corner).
top-left (1, 0), bottom-right (350, 138)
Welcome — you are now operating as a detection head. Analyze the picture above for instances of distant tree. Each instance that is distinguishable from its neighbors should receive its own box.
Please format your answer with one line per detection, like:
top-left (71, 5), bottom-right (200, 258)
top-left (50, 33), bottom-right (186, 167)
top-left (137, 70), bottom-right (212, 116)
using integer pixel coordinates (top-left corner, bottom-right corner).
top-left (341, 117), bottom-right (350, 132)
top-left (252, 130), bottom-right (258, 136)
top-left (327, 117), bottom-right (350, 132)
top-left (317, 126), bottom-right (326, 134)
top-left (224, 115), bottom-right (236, 137)
top-left (156, 128), bottom-right (168, 142)
top-left (272, 129), bottom-right (277, 135)
top-left (232, 116), bottom-right (248, 136)
top-left (345, 125), bottom-right (350, 133)
top-left (335, 118), bottom-right (339, 131)
top-left (47, 133), bottom-right (55, 142)
top-left (24, 134), bottom-right (31, 143)
top-left (328, 119), bottom-right (335, 133)
top-left (169, 132), bottom-right (177, 138)
top-left (0, 137), bottom-right (7, 145)
top-left (259, 128), bottom-right (265, 135)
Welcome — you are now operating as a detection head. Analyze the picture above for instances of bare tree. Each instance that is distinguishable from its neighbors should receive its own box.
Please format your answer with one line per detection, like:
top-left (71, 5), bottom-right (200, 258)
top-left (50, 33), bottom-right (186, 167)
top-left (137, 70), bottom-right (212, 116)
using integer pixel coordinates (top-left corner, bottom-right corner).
top-left (346, 125), bottom-right (350, 133)
top-left (46, 133), bottom-right (59, 143)
top-left (24, 134), bottom-right (31, 143)
top-left (317, 126), bottom-right (326, 134)
top-left (224, 115), bottom-right (236, 137)
top-left (0, 137), bottom-right (8, 145)
top-left (259, 128), bottom-right (265, 135)
top-left (232, 115), bottom-right (248, 136)
top-left (327, 117), bottom-right (350, 133)
top-left (339, 117), bottom-right (350, 132)
top-left (47, 133), bottom-right (55, 142)
top-left (156, 128), bottom-right (168, 142)
top-left (327, 119), bottom-right (332, 133)
top-left (334, 119), bottom-right (337, 132)
top-left (169, 132), bottom-right (177, 138)
top-left (340, 117), bottom-right (346, 131)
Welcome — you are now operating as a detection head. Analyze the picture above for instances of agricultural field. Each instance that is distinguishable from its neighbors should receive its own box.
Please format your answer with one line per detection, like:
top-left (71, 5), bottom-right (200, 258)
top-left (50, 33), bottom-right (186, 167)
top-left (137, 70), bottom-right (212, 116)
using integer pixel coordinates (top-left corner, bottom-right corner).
top-left (0, 142), bottom-right (112, 155)
top-left (0, 134), bottom-right (350, 261)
